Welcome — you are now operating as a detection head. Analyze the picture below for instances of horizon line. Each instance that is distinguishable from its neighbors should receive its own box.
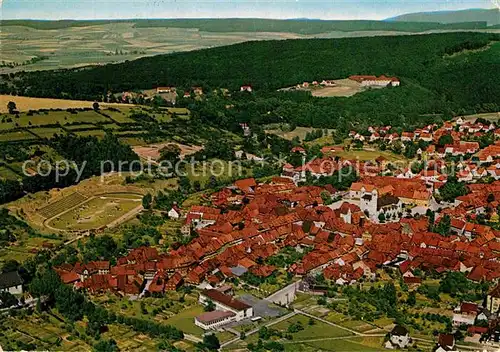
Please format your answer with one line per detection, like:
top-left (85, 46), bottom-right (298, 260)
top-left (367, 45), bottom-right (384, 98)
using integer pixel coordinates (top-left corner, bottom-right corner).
top-left (1, 7), bottom-right (497, 22)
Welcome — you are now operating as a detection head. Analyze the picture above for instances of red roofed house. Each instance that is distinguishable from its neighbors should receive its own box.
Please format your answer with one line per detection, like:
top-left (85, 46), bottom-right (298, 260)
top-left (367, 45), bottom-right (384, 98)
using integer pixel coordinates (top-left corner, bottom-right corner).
top-left (199, 289), bottom-right (253, 321)
top-left (453, 302), bottom-right (478, 327)
top-left (234, 178), bottom-right (257, 194)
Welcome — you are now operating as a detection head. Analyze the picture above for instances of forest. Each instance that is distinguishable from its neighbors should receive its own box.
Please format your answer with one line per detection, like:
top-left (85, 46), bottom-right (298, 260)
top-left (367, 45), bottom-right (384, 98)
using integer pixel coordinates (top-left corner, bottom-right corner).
top-left (1, 33), bottom-right (499, 133)
top-left (0, 33), bottom-right (498, 143)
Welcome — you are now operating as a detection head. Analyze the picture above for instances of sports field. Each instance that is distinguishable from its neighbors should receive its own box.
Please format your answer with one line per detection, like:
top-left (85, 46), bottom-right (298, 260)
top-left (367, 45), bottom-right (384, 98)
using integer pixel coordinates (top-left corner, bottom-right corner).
top-left (46, 193), bottom-right (143, 231)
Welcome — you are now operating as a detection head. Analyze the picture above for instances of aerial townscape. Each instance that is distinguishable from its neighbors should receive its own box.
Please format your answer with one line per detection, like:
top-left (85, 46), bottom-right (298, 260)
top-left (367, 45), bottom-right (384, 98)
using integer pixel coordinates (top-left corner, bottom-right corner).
top-left (0, 1), bottom-right (500, 352)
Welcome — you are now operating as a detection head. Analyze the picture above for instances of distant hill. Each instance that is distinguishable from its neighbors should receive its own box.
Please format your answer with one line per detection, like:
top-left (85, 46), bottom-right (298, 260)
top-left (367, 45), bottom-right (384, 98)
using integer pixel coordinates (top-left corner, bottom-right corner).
top-left (387, 8), bottom-right (500, 26)
top-left (0, 18), bottom-right (492, 33)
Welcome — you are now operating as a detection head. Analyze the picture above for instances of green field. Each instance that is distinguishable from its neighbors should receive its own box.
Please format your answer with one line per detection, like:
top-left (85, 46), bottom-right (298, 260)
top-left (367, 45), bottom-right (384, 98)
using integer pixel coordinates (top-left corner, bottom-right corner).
top-left (64, 123), bottom-right (99, 130)
top-left (285, 337), bottom-right (386, 352)
top-left (74, 130), bottom-right (108, 138)
top-left (334, 149), bottom-right (406, 162)
top-left (272, 314), bottom-right (353, 340)
top-left (265, 126), bottom-right (335, 141)
top-left (0, 110), bottom-right (110, 129)
top-left (0, 165), bottom-right (20, 179)
top-left (163, 305), bottom-right (206, 336)
top-left (103, 324), bottom-right (161, 351)
top-left (46, 193), bottom-right (142, 231)
top-left (28, 127), bottom-right (67, 139)
top-left (0, 130), bottom-right (37, 142)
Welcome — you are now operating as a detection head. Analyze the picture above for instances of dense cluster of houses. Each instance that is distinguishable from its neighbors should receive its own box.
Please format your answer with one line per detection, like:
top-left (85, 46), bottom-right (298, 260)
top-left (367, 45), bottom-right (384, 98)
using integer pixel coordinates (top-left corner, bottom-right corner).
top-left (48, 113), bottom-right (500, 341)
top-left (55, 175), bottom-right (499, 306)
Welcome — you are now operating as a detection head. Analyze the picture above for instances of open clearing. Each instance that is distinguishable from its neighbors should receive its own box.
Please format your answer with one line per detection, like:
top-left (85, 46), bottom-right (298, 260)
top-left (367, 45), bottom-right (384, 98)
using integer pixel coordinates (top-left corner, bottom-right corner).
top-left (458, 111), bottom-right (500, 122)
top-left (133, 142), bottom-right (203, 161)
top-left (0, 95), bottom-right (135, 112)
top-left (279, 79), bottom-right (368, 98)
top-left (46, 193), bottom-right (143, 231)
top-left (265, 126), bottom-right (335, 141)
top-left (272, 314), bottom-right (353, 340)
top-left (334, 149), bottom-right (406, 162)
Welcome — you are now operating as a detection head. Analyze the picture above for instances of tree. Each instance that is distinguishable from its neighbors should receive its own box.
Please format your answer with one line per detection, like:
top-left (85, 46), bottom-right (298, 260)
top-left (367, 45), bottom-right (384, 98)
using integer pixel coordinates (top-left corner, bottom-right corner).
top-left (204, 299), bottom-right (216, 312)
top-left (92, 102), bottom-right (100, 111)
top-left (1, 259), bottom-right (20, 273)
top-left (487, 193), bottom-right (495, 203)
top-left (7, 101), bottom-right (16, 114)
top-left (438, 175), bottom-right (468, 202)
top-left (142, 193), bottom-right (152, 209)
top-left (202, 334), bottom-right (220, 351)
top-left (159, 144), bottom-right (181, 165)
top-left (320, 191), bottom-right (332, 205)
top-left (438, 134), bottom-right (453, 147)
top-left (435, 214), bottom-right (451, 236)
top-left (93, 339), bottom-right (118, 352)
top-left (383, 283), bottom-right (397, 305)
top-left (30, 269), bottom-right (62, 300)
top-left (193, 180), bottom-right (202, 192)
top-left (207, 175), bottom-right (218, 189)
top-left (378, 213), bottom-right (386, 223)
top-left (406, 291), bottom-right (416, 306)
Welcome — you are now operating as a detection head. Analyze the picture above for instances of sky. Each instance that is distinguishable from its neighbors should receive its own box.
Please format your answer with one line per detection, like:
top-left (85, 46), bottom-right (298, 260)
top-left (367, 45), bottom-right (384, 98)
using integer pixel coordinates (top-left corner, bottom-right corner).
top-left (0, 0), bottom-right (497, 20)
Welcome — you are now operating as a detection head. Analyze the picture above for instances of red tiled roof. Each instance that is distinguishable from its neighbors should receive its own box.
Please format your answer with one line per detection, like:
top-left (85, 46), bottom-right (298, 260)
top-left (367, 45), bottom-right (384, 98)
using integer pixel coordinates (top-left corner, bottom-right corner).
top-left (201, 289), bottom-right (251, 311)
top-left (195, 310), bottom-right (235, 324)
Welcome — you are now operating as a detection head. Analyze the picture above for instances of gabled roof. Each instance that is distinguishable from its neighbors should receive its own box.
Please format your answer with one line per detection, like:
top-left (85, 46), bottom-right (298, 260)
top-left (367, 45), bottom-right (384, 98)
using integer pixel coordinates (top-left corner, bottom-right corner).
top-left (201, 289), bottom-right (251, 311)
top-left (0, 271), bottom-right (23, 289)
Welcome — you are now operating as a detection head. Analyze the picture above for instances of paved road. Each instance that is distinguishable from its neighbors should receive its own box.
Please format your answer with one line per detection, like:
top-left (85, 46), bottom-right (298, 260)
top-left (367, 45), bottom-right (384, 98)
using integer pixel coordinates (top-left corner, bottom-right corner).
top-left (265, 280), bottom-right (301, 307)
top-left (185, 334), bottom-right (202, 343)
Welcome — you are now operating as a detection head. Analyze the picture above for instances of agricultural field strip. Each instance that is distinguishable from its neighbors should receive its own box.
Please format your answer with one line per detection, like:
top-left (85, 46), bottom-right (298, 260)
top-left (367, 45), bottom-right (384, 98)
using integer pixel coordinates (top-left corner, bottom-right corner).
top-left (38, 192), bottom-right (88, 218)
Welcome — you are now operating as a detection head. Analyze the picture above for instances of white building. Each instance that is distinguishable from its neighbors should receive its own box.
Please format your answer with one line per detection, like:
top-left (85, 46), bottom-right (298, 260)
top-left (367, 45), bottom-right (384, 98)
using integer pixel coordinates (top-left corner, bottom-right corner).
top-left (0, 271), bottom-right (23, 295)
top-left (385, 325), bottom-right (410, 349)
top-left (358, 187), bottom-right (402, 223)
top-left (194, 310), bottom-right (236, 330)
top-left (199, 289), bottom-right (253, 321)
top-left (168, 206), bottom-right (182, 219)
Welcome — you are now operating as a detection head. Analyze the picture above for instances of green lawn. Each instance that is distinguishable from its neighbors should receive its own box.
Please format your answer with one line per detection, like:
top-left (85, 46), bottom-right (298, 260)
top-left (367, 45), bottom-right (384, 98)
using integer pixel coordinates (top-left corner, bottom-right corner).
top-left (290, 337), bottom-right (385, 351)
top-left (272, 314), bottom-right (353, 340)
top-left (163, 305), bottom-right (205, 336)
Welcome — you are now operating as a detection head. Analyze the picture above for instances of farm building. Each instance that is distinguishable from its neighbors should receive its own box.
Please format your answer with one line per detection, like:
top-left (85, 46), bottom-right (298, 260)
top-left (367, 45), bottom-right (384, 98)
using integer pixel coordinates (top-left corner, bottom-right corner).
top-left (349, 75), bottom-right (400, 87)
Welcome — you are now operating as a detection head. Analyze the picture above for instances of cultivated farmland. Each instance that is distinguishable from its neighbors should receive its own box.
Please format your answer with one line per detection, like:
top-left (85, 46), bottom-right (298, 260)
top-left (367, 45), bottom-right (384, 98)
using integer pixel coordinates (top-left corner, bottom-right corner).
top-left (38, 192), bottom-right (88, 219)
top-left (0, 95), bottom-right (134, 112)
